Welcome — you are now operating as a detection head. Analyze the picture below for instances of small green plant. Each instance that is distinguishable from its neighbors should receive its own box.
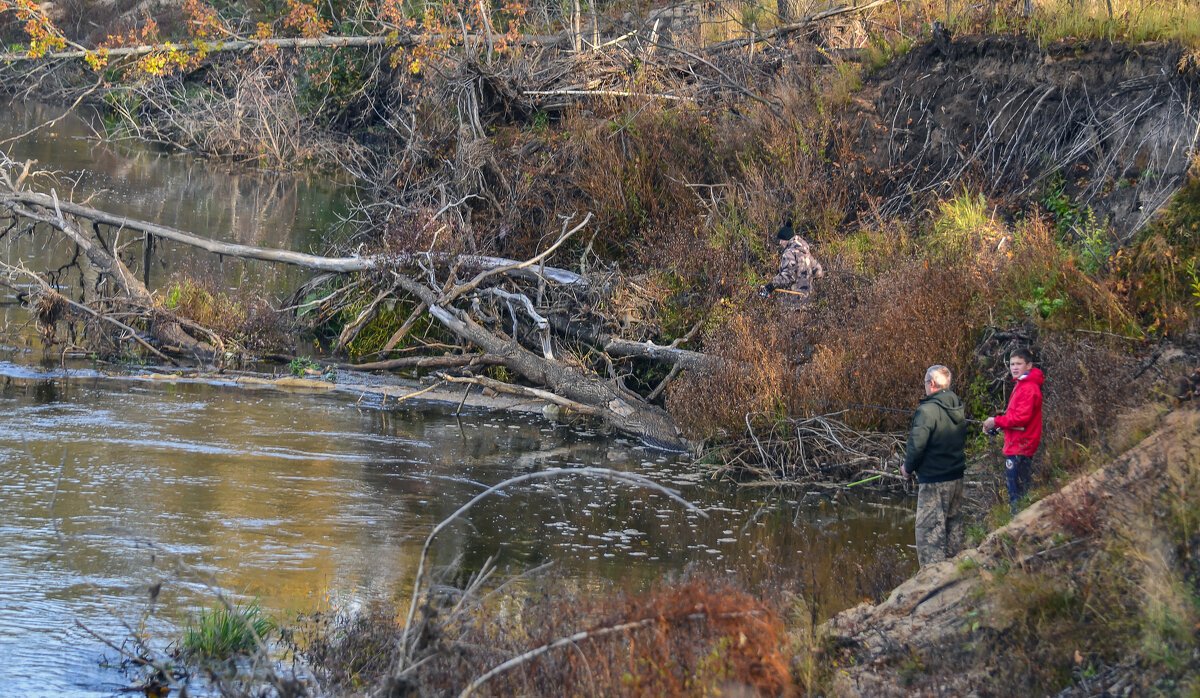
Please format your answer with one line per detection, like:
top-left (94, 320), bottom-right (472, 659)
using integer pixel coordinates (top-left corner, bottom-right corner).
top-left (181, 600), bottom-right (276, 660)
top-left (1073, 209), bottom-right (1112, 275)
top-left (1039, 178), bottom-right (1111, 274)
top-left (1189, 263), bottom-right (1200, 307)
top-left (965, 522), bottom-right (989, 547)
top-left (862, 32), bottom-right (913, 72)
top-left (1027, 285), bottom-right (1066, 318)
top-left (962, 608), bottom-right (983, 633)
top-left (897, 651), bottom-right (926, 686)
top-left (926, 190), bottom-right (997, 263)
top-left (164, 284), bottom-right (183, 310)
top-left (289, 356), bottom-right (319, 377)
top-left (1041, 176), bottom-right (1082, 238)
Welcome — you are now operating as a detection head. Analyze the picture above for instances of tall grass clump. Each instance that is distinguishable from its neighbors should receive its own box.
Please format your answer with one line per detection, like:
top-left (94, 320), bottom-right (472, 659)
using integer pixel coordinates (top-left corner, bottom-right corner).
top-left (162, 273), bottom-right (290, 352)
top-left (180, 599), bottom-right (276, 660)
top-left (1027, 0), bottom-right (1200, 49)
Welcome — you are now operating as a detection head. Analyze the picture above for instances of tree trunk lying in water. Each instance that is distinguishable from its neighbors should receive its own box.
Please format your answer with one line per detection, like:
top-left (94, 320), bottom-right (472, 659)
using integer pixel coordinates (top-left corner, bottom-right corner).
top-left (0, 178), bottom-right (220, 363)
top-left (0, 170), bottom-right (701, 450)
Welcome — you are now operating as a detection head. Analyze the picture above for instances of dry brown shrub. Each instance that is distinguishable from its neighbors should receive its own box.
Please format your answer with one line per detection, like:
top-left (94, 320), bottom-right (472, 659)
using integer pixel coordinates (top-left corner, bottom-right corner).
top-left (667, 307), bottom-right (796, 437)
top-left (1048, 481), bottom-right (1105, 538)
top-left (569, 102), bottom-right (711, 257)
top-left (1036, 334), bottom-right (1145, 454)
top-left (485, 578), bottom-right (792, 697)
top-left (798, 260), bottom-right (983, 430)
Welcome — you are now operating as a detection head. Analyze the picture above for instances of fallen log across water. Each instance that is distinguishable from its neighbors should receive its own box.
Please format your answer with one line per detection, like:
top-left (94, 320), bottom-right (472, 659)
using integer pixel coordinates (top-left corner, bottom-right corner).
top-left (0, 162), bottom-right (703, 450)
top-left (0, 189), bottom-right (586, 286)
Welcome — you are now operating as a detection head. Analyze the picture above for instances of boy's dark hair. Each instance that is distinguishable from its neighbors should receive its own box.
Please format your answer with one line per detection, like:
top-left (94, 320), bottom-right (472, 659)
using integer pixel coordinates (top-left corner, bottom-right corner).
top-left (1010, 347), bottom-right (1035, 364)
top-left (776, 219), bottom-right (795, 240)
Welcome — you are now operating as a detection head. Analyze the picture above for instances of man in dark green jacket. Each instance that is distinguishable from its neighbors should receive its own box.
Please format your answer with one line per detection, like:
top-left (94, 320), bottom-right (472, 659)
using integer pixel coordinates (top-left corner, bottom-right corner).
top-left (901, 365), bottom-right (968, 567)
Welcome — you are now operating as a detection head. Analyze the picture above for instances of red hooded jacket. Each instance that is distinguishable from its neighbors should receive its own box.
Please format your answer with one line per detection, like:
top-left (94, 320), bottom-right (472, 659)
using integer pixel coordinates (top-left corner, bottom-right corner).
top-left (994, 367), bottom-right (1044, 456)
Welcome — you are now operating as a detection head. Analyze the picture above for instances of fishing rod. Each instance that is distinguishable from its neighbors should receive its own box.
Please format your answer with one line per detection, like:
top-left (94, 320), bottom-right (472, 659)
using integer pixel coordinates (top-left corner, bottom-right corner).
top-left (844, 470), bottom-right (899, 488)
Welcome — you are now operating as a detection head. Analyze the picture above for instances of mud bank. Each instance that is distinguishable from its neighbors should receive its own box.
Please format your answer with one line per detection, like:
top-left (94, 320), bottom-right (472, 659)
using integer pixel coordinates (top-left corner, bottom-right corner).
top-left (849, 35), bottom-right (1200, 239)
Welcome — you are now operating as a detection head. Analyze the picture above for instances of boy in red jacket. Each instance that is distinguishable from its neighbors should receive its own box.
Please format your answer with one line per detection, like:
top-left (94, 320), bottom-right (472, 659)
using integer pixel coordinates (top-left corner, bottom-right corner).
top-left (982, 348), bottom-right (1044, 515)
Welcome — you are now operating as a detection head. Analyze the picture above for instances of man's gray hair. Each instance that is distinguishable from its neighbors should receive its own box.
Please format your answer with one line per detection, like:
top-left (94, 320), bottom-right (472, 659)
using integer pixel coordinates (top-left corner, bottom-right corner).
top-left (925, 365), bottom-right (952, 390)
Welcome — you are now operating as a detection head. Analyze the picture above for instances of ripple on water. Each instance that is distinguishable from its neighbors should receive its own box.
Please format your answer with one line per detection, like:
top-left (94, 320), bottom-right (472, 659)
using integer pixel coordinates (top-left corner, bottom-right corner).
top-left (0, 357), bottom-right (914, 697)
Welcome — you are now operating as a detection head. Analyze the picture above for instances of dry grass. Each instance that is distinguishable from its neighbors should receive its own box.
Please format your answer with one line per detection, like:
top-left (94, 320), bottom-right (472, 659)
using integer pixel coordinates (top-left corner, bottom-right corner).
top-left (162, 274), bottom-right (290, 352)
top-left (668, 307), bottom-right (796, 436)
top-left (292, 574), bottom-right (796, 697)
top-left (975, 439), bottom-right (1200, 694)
top-left (903, 0), bottom-right (1200, 49)
top-left (799, 260), bottom-right (980, 430)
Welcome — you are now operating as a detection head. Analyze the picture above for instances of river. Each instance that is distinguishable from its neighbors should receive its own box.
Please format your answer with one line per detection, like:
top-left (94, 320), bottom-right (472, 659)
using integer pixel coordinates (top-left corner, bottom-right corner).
top-left (0, 103), bottom-right (915, 697)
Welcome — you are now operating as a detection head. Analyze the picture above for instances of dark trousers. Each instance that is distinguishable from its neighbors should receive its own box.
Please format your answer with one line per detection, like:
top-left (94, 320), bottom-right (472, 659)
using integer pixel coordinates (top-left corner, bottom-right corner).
top-left (1005, 455), bottom-right (1033, 505)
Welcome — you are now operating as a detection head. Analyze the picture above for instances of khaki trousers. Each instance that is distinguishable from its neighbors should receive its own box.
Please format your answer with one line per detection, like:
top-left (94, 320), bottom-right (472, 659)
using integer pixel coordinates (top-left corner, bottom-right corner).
top-left (915, 478), bottom-right (965, 568)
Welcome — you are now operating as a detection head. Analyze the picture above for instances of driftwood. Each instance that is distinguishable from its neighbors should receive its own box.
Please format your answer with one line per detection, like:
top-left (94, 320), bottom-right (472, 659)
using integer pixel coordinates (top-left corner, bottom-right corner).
top-left (393, 271), bottom-right (689, 450)
top-left (342, 354), bottom-right (505, 371)
top-left (547, 310), bottom-right (715, 371)
top-left (710, 412), bottom-right (907, 491)
top-left (0, 169), bottom-right (700, 450)
top-left (0, 260), bottom-right (176, 363)
top-left (0, 182), bottom-right (219, 363)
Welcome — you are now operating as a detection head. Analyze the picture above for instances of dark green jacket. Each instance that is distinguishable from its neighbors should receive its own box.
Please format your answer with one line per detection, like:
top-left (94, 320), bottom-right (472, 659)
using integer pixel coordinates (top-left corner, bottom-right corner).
top-left (904, 389), bottom-right (968, 484)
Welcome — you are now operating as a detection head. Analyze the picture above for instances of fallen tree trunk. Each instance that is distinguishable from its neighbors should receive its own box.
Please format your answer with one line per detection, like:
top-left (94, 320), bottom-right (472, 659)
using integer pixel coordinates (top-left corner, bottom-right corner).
top-left (0, 191), bottom-right (219, 363)
top-left (547, 309), bottom-right (716, 372)
top-left (393, 273), bottom-right (689, 451)
top-left (341, 353), bottom-right (505, 371)
top-left (0, 175), bottom-right (697, 449)
top-left (0, 190), bottom-right (585, 285)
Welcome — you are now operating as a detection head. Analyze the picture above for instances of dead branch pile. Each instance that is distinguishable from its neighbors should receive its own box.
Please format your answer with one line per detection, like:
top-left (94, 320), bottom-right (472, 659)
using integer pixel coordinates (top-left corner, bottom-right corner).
top-left (709, 412), bottom-right (907, 491)
top-left (0, 152), bottom-right (710, 449)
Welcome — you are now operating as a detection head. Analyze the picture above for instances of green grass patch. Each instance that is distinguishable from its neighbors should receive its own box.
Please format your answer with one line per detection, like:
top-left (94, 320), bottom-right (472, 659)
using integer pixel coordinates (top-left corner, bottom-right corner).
top-left (181, 599), bottom-right (276, 660)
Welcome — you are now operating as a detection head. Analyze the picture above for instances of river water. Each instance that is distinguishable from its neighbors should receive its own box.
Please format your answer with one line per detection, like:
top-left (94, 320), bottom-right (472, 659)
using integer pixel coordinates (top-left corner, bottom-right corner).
top-left (0, 104), bottom-right (915, 696)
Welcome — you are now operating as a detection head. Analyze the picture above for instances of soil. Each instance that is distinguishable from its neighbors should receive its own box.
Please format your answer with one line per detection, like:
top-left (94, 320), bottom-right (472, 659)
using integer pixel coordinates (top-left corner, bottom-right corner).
top-left (846, 35), bottom-right (1200, 241)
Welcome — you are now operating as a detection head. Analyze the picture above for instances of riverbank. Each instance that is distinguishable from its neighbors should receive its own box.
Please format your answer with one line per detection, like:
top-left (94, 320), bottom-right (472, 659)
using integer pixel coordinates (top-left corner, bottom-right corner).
top-left (3, 1), bottom-right (1200, 694)
top-left (823, 405), bottom-right (1200, 696)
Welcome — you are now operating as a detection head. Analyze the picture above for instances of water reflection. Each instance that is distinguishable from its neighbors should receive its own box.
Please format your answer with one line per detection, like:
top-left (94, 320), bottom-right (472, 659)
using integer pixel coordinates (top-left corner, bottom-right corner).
top-left (0, 101), bottom-right (352, 253)
top-left (0, 361), bottom-right (915, 696)
top-left (0, 100), bottom-right (355, 352)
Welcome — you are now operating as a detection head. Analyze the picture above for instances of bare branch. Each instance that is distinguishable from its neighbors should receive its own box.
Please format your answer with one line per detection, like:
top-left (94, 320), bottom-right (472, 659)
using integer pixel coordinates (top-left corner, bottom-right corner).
top-left (396, 467), bottom-right (706, 674)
